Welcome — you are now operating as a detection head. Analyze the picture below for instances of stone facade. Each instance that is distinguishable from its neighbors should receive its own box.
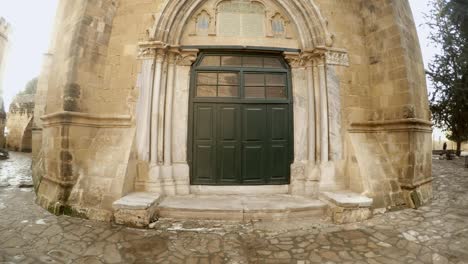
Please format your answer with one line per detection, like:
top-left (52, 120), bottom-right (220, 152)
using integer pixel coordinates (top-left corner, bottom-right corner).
top-left (6, 94), bottom-right (35, 152)
top-left (33, 0), bottom-right (432, 222)
top-left (0, 17), bottom-right (10, 148)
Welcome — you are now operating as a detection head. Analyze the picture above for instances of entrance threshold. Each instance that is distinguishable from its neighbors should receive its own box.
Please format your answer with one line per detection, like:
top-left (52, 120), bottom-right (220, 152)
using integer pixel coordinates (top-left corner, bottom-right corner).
top-left (157, 194), bottom-right (327, 221)
top-left (190, 185), bottom-right (289, 195)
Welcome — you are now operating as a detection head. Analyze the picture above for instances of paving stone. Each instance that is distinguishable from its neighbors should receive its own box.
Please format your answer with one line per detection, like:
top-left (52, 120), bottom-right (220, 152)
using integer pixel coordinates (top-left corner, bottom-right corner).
top-left (1, 153), bottom-right (468, 263)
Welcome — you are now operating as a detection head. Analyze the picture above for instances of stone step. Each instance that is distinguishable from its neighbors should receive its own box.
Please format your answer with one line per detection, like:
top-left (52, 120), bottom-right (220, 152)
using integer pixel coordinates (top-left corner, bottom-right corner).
top-left (156, 194), bottom-right (327, 221)
top-left (112, 192), bottom-right (161, 228)
top-left (320, 190), bottom-right (373, 224)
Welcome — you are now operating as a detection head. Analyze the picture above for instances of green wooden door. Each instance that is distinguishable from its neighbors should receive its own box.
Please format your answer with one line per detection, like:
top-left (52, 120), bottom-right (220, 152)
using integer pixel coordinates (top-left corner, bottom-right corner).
top-left (190, 53), bottom-right (293, 185)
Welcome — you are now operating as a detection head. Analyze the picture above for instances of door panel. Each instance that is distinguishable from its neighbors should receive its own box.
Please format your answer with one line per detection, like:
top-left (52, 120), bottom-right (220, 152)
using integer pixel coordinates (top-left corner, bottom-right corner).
top-left (192, 104), bottom-right (216, 184)
top-left (218, 144), bottom-right (239, 183)
top-left (195, 106), bottom-right (214, 140)
top-left (219, 106), bottom-right (238, 140)
top-left (242, 105), bottom-right (267, 184)
top-left (195, 145), bottom-right (216, 181)
top-left (217, 105), bottom-right (241, 183)
top-left (243, 105), bottom-right (267, 141)
top-left (267, 105), bottom-right (290, 182)
top-left (268, 144), bottom-right (288, 181)
top-left (243, 144), bottom-right (265, 183)
top-left (270, 106), bottom-right (288, 140)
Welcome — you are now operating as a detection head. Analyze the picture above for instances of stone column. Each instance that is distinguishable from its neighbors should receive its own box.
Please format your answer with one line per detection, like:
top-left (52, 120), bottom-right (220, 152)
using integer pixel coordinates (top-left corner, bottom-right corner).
top-left (135, 50), bottom-right (155, 161)
top-left (156, 60), bottom-right (167, 165)
top-left (172, 49), bottom-right (198, 164)
top-left (304, 55), bottom-right (316, 163)
top-left (150, 48), bottom-right (166, 165)
top-left (284, 52), bottom-right (308, 195)
top-left (303, 53), bottom-right (320, 196)
top-left (163, 49), bottom-right (178, 167)
top-left (313, 61), bottom-right (321, 161)
top-left (172, 49), bottom-right (198, 195)
top-left (317, 54), bottom-right (329, 163)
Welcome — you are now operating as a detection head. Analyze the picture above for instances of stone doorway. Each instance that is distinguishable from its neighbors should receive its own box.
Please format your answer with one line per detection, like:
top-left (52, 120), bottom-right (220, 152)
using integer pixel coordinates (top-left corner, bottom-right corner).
top-left (189, 52), bottom-right (293, 185)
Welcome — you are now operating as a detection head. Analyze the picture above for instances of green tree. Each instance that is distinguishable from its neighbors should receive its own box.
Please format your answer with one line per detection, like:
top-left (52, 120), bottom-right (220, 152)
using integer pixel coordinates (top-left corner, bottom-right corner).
top-left (19, 78), bottom-right (38, 95)
top-left (427, 0), bottom-right (468, 156)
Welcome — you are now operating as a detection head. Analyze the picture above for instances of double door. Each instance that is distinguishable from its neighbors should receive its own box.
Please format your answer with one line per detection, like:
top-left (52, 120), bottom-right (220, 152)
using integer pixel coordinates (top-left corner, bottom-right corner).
top-left (191, 103), bottom-right (292, 185)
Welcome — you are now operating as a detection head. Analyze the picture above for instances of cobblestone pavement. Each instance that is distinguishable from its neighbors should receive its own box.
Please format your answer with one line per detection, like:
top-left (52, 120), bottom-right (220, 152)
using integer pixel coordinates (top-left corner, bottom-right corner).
top-left (1, 152), bottom-right (468, 264)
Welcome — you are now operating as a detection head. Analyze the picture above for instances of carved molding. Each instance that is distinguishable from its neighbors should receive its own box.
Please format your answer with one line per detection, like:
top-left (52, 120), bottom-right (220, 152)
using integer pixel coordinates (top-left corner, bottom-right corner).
top-left (325, 50), bottom-right (349, 66)
top-left (283, 48), bottom-right (349, 68)
top-left (349, 118), bottom-right (433, 133)
top-left (137, 41), bottom-right (199, 67)
top-left (42, 111), bottom-right (133, 128)
top-left (150, 0), bottom-right (334, 49)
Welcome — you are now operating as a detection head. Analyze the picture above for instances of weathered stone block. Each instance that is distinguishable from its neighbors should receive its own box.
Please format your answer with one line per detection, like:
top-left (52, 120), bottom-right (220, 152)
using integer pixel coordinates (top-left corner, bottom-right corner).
top-left (112, 192), bottom-right (161, 228)
top-left (321, 191), bottom-right (373, 224)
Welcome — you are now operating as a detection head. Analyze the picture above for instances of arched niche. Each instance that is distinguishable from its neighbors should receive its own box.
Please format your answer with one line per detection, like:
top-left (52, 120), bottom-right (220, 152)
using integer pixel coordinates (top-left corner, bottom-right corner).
top-left (180, 0), bottom-right (300, 48)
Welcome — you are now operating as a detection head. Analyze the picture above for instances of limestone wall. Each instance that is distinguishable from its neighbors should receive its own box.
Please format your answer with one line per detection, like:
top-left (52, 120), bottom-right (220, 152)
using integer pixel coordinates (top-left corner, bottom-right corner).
top-left (346, 0), bottom-right (432, 208)
top-left (6, 94), bottom-right (35, 152)
top-left (36, 0), bottom-right (143, 219)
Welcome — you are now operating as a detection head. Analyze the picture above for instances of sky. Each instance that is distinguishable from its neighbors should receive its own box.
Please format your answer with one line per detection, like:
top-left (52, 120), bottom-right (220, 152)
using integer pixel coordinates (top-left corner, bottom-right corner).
top-left (0, 0), bottom-right (58, 109)
top-left (409, 0), bottom-right (440, 71)
top-left (408, 0), bottom-right (448, 142)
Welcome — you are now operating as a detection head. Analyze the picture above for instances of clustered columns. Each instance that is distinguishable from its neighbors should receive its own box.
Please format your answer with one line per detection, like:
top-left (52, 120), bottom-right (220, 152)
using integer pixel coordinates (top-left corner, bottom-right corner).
top-left (135, 41), bottom-right (198, 195)
top-left (284, 49), bottom-right (333, 196)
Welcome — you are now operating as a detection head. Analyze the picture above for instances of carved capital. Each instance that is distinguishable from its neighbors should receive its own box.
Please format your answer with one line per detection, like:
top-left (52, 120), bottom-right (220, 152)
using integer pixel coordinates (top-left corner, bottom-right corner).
top-left (301, 52), bottom-right (318, 67)
top-left (283, 52), bottom-right (304, 68)
top-left (177, 49), bottom-right (199, 66)
top-left (284, 51), bottom-right (324, 68)
top-left (155, 49), bottom-right (167, 63)
top-left (167, 48), bottom-right (180, 64)
top-left (137, 41), bottom-right (168, 60)
top-left (138, 47), bottom-right (156, 59)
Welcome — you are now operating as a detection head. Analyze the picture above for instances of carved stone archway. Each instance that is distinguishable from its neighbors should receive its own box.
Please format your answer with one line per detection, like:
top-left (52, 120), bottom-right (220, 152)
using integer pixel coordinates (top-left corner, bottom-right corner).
top-left (149, 0), bottom-right (334, 50)
top-left (134, 0), bottom-right (350, 197)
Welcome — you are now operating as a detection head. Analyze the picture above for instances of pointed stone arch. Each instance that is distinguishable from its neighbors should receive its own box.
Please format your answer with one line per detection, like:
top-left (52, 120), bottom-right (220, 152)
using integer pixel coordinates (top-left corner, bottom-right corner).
top-left (149, 0), bottom-right (334, 49)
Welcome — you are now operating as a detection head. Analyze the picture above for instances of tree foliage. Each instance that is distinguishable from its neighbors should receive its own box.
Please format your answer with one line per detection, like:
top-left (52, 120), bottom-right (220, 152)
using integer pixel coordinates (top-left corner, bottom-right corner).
top-left (426, 0), bottom-right (468, 155)
top-left (18, 78), bottom-right (38, 95)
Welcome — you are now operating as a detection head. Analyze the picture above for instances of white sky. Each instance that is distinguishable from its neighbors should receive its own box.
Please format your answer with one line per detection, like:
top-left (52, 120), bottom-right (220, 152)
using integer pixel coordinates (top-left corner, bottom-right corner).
top-left (409, 0), bottom-right (439, 71)
top-left (0, 0), bottom-right (58, 109)
top-left (0, 0), bottom-right (444, 137)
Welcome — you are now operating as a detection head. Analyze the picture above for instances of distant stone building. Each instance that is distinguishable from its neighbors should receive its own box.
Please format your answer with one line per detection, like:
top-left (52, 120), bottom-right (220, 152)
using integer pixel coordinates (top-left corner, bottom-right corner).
top-left (33, 0), bottom-right (433, 225)
top-left (0, 17), bottom-right (10, 148)
top-left (6, 93), bottom-right (35, 152)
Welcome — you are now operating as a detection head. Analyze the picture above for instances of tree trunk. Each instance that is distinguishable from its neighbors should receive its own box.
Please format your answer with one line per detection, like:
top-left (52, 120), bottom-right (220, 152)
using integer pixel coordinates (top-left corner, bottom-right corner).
top-left (457, 141), bottom-right (462, 156)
